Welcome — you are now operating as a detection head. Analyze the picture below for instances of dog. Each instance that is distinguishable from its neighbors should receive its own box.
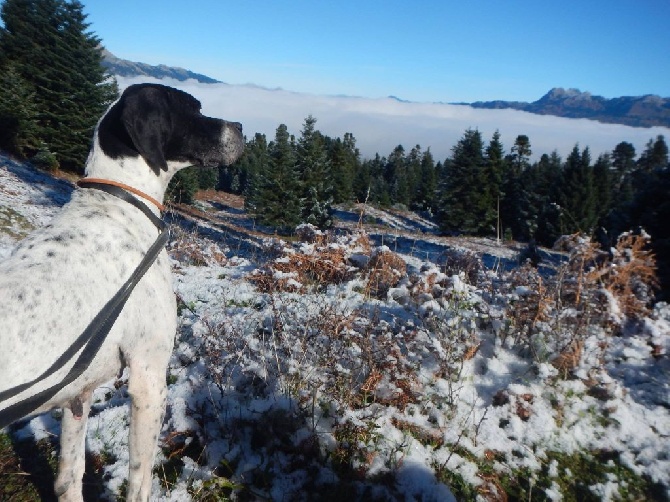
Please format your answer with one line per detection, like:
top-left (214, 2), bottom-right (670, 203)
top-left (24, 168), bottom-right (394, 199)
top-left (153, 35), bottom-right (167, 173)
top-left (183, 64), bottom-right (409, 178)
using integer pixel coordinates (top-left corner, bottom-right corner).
top-left (0, 83), bottom-right (244, 501)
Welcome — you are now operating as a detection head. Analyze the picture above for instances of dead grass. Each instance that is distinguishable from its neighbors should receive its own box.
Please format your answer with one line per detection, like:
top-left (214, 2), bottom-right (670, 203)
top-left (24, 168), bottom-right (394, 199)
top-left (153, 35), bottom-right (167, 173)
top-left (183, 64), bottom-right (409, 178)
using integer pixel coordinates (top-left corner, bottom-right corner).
top-left (168, 226), bottom-right (227, 267)
top-left (249, 246), bottom-right (352, 293)
top-left (366, 249), bottom-right (407, 299)
top-left (503, 232), bottom-right (659, 369)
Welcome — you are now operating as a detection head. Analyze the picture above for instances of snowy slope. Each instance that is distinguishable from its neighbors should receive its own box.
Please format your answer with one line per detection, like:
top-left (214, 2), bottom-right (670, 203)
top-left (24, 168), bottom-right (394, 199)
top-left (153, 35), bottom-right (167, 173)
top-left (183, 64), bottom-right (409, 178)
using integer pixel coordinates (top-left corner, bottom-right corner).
top-left (1, 156), bottom-right (669, 501)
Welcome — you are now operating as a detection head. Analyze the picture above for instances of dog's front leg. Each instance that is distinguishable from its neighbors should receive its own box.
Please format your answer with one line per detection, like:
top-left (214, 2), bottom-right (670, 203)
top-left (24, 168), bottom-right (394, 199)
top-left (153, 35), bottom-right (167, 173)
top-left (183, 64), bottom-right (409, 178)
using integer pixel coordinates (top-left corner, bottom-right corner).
top-left (55, 394), bottom-right (92, 502)
top-left (125, 359), bottom-right (168, 501)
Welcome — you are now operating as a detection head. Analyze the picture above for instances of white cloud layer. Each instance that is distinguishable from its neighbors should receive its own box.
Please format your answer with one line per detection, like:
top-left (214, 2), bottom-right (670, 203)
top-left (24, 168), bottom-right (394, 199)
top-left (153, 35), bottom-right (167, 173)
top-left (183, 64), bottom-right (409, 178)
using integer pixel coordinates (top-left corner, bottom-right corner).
top-left (117, 76), bottom-right (670, 162)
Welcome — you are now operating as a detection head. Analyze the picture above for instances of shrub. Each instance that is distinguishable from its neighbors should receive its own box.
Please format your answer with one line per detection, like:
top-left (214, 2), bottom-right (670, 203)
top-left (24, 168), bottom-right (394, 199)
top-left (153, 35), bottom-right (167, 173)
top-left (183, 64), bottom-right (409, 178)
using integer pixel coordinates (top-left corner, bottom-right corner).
top-left (31, 143), bottom-right (59, 172)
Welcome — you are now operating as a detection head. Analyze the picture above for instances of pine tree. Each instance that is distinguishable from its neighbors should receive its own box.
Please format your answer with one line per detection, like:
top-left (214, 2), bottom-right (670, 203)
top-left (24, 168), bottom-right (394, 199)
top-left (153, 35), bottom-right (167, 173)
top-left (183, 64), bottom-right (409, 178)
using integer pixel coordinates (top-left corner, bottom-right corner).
top-left (0, 64), bottom-right (39, 155)
top-left (329, 132), bottom-right (359, 203)
top-left (484, 131), bottom-right (506, 238)
top-left (385, 145), bottom-right (409, 207)
top-left (534, 151), bottom-right (564, 246)
top-left (296, 115), bottom-right (333, 228)
top-left (559, 145), bottom-right (597, 234)
top-left (243, 133), bottom-right (270, 208)
top-left (637, 135), bottom-right (668, 173)
top-left (405, 145), bottom-right (423, 209)
top-left (249, 124), bottom-right (302, 232)
top-left (357, 154), bottom-right (390, 206)
top-left (592, 153), bottom-right (613, 220)
top-left (501, 135), bottom-right (534, 240)
top-left (415, 148), bottom-right (437, 212)
top-left (612, 141), bottom-right (636, 193)
top-left (436, 129), bottom-right (488, 234)
top-left (0, 0), bottom-right (117, 170)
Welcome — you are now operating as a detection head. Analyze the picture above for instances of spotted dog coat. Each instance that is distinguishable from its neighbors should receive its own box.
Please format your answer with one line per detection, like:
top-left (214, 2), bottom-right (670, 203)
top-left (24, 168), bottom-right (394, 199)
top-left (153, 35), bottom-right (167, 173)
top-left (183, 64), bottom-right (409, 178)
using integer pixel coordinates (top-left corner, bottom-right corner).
top-left (0, 84), bottom-right (243, 501)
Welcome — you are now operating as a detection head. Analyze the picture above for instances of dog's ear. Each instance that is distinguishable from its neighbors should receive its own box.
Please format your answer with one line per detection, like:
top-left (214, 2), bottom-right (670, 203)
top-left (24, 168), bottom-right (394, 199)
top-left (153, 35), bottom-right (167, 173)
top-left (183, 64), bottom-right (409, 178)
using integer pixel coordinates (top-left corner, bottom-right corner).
top-left (120, 89), bottom-right (172, 175)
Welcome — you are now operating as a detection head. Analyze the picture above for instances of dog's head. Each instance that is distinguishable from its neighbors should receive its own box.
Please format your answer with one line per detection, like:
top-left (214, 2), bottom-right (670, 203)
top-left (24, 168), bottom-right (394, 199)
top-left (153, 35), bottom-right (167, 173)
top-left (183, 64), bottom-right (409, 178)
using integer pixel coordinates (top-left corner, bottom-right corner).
top-left (96, 83), bottom-right (244, 175)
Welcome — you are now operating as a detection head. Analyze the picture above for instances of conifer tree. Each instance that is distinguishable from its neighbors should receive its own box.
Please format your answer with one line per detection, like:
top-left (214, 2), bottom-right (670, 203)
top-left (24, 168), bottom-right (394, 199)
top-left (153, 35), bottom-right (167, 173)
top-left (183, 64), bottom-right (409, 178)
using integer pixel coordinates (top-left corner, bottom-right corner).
top-left (612, 141), bottom-right (636, 193)
top-left (405, 145), bottom-right (423, 209)
top-left (603, 142), bottom-right (638, 241)
top-left (436, 128), bottom-right (488, 234)
top-left (637, 135), bottom-right (668, 173)
top-left (559, 145), bottom-right (597, 234)
top-left (243, 133), bottom-right (270, 207)
top-left (296, 115), bottom-right (333, 228)
top-left (415, 148), bottom-right (437, 212)
top-left (249, 124), bottom-right (301, 232)
top-left (0, 0), bottom-right (117, 170)
top-left (533, 151), bottom-right (564, 245)
top-left (501, 135), bottom-right (534, 240)
top-left (0, 64), bottom-right (39, 155)
top-left (385, 145), bottom-right (409, 207)
top-left (484, 131), bottom-right (506, 237)
top-left (357, 154), bottom-right (390, 206)
top-left (329, 132), bottom-right (359, 203)
top-left (593, 153), bottom-right (613, 220)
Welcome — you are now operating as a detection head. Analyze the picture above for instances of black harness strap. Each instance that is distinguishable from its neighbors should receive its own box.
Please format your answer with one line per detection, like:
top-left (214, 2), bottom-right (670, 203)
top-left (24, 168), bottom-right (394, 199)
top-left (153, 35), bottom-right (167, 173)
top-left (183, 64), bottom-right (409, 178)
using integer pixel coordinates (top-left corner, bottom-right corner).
top-left (0, 182), bottom-right (168, 429)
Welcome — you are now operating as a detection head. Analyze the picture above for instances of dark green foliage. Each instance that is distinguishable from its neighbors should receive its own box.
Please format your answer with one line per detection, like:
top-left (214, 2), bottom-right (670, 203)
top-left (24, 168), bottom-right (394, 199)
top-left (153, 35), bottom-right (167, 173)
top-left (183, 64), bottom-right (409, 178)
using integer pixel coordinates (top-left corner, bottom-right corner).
top-left (385, 145), bottom-right (410, 207)
top-left (356, 153), bottom-right (391, 206)
top-left (0, 0), bottom-right (118, 171)
top-left (166, 167), bottom-right (200, 204)
top-left (533, 151), bottom-right (564, 245)
top-left (0, 64), bottom-right (39, 155)
top-left (31, 142), bottom-right (59, 171)
top-left (245, 124), bottom-right (302, 232)
top-left (592, 153), bottom-right (613, 221)
top-left (296, 115), bottom-right (334, 228)
top-left (328, 132), bottom-right (359, 203)
top-left (627, 136), bottom-right (670, 298)
top-left (558, 145), bottom-right (598, 234)
top-left (500, 135), bottom-right (535, 240)
top-left (436, 129), bottom-right (497, 235)
top-left (415, 148), bottom-right (438, 212)
top-left (197, 166), bottom-right (218, 191)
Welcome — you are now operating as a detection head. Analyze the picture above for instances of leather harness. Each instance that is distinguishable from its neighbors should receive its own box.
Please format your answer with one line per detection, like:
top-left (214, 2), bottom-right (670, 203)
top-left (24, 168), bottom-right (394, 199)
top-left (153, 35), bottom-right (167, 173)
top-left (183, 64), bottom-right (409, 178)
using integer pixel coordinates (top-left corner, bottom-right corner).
top-left (0, 180), bottom-right (168, 428)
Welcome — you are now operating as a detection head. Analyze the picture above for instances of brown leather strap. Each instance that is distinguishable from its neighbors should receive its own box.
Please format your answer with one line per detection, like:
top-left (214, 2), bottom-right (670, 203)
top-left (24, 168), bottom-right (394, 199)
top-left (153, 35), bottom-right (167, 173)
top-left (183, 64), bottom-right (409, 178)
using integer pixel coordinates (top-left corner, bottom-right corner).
top-left (78, 178), bottom-right (166, 212)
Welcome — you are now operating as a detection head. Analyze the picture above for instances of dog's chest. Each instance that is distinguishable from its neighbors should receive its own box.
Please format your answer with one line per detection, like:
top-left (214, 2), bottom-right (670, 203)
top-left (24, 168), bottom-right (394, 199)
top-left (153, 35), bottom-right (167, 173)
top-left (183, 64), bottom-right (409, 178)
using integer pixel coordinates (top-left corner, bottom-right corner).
top-left (0, 193), bottom-right (168, 379)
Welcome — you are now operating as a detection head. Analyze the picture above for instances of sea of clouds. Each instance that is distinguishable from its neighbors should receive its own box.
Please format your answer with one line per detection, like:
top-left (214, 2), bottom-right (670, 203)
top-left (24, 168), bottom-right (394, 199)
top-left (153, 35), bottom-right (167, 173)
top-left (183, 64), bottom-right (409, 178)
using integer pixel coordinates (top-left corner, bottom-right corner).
top-left (117, 76), bottom-right (670, 162)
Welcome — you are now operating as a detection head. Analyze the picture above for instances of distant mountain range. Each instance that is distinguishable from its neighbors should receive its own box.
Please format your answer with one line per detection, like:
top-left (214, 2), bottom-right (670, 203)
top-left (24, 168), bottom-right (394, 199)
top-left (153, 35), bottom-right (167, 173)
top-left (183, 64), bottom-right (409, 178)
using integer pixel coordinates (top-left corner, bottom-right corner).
top-left (463, 88), bottom-right (670, 128)
top-left (101, 51), bottom-right (670, 129)
top-left (101, 49), bottom-right (221, 84)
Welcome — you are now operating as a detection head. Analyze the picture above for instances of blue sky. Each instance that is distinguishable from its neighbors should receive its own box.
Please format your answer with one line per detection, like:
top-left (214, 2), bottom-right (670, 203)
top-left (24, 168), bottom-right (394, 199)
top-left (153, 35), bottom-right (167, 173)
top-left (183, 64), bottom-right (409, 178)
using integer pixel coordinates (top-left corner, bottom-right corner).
top-left (82, 0), bottom-right (670, 103)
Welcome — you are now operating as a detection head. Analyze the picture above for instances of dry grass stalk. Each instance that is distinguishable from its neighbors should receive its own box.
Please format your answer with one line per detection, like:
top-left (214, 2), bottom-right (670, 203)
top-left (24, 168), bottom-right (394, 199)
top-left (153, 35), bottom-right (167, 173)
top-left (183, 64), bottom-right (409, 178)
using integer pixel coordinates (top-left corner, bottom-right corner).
top-left (249, 244), bottom-right (352, 293)
top-left (463, 342), bottom-right (481, 361)
top-left (360, 369), bottom-right (383, 394)
top-left (391, 417), bottom-right (444, 448)
top-left (551, 339), bottom-right (584, 373)
top-left (366, 249), bottom-right (407, 298)
top-left (169, 226), bottom-right (227, 267)
top-left (477, 472), bottom-right (508, 502)
top-left (593, 233), bottom-right (658, 319)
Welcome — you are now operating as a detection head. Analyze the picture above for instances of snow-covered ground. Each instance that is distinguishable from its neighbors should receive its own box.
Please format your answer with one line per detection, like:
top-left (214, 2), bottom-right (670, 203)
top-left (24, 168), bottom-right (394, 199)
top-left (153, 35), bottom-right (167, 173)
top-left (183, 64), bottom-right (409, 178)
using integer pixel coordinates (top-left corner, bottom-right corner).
top-left (1, 155), bottom-right (669, 501)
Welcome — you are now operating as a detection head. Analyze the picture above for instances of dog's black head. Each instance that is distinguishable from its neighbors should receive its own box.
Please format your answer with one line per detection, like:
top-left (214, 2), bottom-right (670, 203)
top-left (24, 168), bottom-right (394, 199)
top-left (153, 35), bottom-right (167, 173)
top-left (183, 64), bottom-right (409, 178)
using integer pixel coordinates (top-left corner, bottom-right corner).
top-left (97, 83), bottom-right (244, 175)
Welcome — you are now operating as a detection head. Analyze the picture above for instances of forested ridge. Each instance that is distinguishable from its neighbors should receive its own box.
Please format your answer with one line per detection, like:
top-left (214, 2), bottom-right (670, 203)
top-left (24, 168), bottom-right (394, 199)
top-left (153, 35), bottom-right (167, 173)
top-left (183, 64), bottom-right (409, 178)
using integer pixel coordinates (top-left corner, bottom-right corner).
top-left (215, 117), bottom-right (669, 298)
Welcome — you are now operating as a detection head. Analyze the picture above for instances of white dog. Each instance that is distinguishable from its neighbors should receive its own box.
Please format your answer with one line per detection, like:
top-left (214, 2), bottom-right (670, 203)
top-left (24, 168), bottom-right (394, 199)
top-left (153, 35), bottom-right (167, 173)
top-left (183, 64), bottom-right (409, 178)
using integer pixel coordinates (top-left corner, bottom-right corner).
top-left (0, 83), bottom-right (244, 501)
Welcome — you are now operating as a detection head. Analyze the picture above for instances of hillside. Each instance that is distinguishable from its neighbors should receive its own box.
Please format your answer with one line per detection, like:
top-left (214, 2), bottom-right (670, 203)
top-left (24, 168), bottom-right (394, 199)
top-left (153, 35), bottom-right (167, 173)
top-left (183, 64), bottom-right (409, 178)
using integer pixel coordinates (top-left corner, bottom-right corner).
top-left (466, 88), bottom-right (670, 128)
top-left (1, 156), bottom-right (669, 501)
top-left (101, 49), bottom-right (221, 84)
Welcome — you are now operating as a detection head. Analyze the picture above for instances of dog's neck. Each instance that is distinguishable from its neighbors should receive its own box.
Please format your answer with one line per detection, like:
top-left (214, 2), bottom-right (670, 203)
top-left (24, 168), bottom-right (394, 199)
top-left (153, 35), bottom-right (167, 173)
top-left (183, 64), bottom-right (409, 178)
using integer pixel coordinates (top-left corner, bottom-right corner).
top-left (83, 139), bottom-right (190, 209)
